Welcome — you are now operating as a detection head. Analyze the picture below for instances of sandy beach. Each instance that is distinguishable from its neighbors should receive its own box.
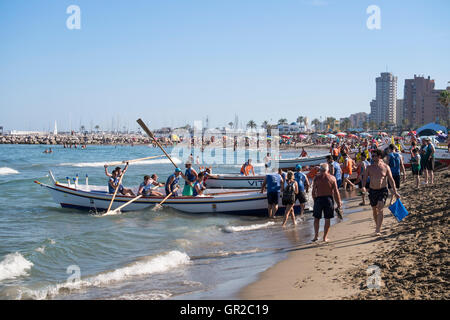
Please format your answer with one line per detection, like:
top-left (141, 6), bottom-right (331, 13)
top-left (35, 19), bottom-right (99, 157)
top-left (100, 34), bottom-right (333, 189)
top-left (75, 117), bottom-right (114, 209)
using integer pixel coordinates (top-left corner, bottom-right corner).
top-left (240, 169), bottom-right (449, 300)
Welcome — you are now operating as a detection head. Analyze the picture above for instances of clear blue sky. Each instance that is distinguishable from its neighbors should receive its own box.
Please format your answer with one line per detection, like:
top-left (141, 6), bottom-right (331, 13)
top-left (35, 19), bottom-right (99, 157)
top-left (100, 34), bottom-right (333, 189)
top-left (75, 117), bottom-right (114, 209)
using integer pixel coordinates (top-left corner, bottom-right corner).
top-left (1, 0), bottom-right (449, 132)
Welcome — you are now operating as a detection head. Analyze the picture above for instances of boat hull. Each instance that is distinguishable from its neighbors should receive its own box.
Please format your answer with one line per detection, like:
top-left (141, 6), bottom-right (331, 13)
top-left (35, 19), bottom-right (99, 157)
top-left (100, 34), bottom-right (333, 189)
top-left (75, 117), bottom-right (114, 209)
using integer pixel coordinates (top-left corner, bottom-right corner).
top-left (38, 182), bottom-right (307, 216)
top-left (205, 175), bottom-right (265, 189)
top-left (278, 155), bottom-right (328, 169)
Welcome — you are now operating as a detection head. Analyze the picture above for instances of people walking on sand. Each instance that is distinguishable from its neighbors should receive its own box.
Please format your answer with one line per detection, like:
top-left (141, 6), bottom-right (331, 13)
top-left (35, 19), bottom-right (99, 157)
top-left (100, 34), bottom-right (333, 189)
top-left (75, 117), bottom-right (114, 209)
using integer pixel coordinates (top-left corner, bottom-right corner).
top-left (326, 155), bottom-right (342, 189)
top-left (410, 148), bottom-right (421, 189)
top-left (294, 164), bottom-right (310, 221)
top-left (181, 162), bottom-right (198, 196)
top-left (165, 168), bottom-right (182, 196)
top-left (281, 171), bottom-right (299, 227)
top-left (260, 169), bottom-right (284, 219)
top-left (355, 153), bottom-right (370, 205)
top-left (311, 163), bottom-right (342, 242)
top-left (419, 138), bottom-right (427, 176)
top-left (386, 144), bottom-right (406, 205)
top-left (361, 149), bottom-right (400, 236)
top-left (341, 153), bottom-right (355, 191)
top-left (423, 137), bottom-right (435, 185)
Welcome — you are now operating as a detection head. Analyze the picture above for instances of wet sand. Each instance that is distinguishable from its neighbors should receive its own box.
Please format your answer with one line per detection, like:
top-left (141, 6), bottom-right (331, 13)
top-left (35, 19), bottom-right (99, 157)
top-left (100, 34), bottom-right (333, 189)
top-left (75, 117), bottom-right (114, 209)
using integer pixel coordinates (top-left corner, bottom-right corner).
top-left (240, 169), bottom-right (449, 300)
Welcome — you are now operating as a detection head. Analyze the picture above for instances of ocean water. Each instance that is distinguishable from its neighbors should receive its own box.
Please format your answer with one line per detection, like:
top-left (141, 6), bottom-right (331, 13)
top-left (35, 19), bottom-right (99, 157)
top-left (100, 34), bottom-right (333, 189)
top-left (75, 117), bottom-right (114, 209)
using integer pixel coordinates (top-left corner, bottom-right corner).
top-left (0, 144), bottom-right (334, 300)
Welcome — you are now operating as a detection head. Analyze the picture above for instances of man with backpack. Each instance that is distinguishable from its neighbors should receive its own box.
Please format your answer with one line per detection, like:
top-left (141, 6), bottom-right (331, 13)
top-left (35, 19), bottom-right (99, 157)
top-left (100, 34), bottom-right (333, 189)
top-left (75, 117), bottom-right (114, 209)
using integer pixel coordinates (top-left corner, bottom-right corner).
top-left (281, 171), bottom-right (299, 227)
top-left (386, 144), bottom-right (406, 205)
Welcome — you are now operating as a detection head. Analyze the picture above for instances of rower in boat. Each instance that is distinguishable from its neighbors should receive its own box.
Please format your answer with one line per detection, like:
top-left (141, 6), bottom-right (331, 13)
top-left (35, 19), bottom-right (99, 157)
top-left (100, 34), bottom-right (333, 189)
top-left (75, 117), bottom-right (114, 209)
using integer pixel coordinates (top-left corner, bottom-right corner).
top-left (240, 159), bottom-right (255, 176)
top-left (138, 175), bottom-right (164, 197)
top-left (299, 147), bottom-right (308, 158)
top-left (165, 168), bottom-right (182, 196)
top-left (193, 172), bottom-right (206, 196)
top-left (106, 163), bottom-right (135, 196)
top-left (181, 162), bottom-right (198, 196)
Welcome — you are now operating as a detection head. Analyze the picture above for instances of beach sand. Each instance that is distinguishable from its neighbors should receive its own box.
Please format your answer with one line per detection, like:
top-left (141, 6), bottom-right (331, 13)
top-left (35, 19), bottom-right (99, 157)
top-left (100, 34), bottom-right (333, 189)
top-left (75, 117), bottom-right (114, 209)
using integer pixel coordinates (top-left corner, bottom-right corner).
top-left (240, 169), bottom-right (449, 300)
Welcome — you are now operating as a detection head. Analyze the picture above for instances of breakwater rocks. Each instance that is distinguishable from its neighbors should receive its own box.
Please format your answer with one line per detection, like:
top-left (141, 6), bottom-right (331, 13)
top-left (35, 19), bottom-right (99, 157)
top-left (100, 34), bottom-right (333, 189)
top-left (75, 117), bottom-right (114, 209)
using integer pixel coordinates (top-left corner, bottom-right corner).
top-left (0, 134), bottom-right (153, 145)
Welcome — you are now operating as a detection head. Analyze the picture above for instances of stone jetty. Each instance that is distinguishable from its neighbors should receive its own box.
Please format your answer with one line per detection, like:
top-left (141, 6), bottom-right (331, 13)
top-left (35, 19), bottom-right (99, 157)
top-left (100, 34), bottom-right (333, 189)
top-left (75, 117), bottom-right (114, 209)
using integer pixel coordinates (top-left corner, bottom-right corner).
top-left (0, 133), bottom-right (155, 145)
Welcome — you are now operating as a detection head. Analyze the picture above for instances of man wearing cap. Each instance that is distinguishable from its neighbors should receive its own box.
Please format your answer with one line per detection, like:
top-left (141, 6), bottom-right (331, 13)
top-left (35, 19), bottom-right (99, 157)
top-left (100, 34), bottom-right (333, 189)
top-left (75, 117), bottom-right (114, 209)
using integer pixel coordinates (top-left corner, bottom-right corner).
top-left (311, 163), bottom-right (342, 242)
top-left (165, 168), bottom-right (182, 196)
top-left (260, 169), bottom-right (284, 219)
top-left (294, 164), bottom-right (310, 221)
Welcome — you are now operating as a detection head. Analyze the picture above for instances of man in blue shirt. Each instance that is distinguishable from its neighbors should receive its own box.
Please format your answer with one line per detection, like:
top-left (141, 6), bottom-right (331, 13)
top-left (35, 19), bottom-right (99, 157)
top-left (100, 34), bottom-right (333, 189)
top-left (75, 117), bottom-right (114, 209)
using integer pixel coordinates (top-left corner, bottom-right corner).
top-left (386, 144), bottom-right (406, 205)
top-left (294, 164), bottom-right (310, 221)
top-left (326, 155), bottom-right (342, 189)
top-left (260, 170), bottom-right (284, 218)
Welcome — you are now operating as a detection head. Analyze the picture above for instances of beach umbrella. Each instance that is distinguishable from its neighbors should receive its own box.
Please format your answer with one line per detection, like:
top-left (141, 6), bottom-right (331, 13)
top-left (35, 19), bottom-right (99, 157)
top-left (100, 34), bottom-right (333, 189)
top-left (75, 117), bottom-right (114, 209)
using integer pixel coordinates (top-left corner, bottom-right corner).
top-left (281, 135), bottom-right (291, 139)
top-left (336, 132), bottom-right (346, 137)
top-left (298, 134), bottom-right (306, 139)
top-left (347, 134), bottom-right (358, 139)
top-left (380, 132), bottom-right (388, 136)
top-left (318, 134), bottom-right (327, 138)
top-left (327, 134), bottom-right (336, 139)
top-left (360, 132), bottom-right (371, 137)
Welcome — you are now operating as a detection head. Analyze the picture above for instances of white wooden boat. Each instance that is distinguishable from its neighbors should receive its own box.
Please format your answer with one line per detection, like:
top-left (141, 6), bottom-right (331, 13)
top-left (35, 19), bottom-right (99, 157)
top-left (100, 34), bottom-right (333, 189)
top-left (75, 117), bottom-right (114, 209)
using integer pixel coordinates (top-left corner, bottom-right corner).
top-left (278, 154), bottom-right (329, 169)
top-left (204, 174), bottom-right (265, 189)
top-left (35, 180), bottom-right (308, 216)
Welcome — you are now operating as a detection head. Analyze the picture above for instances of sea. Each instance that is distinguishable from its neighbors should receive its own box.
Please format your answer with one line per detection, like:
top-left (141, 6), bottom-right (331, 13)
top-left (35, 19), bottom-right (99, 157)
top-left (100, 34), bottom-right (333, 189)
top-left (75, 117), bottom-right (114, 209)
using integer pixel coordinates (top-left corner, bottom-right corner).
top-left (0, 144), bottom-right (352, 300)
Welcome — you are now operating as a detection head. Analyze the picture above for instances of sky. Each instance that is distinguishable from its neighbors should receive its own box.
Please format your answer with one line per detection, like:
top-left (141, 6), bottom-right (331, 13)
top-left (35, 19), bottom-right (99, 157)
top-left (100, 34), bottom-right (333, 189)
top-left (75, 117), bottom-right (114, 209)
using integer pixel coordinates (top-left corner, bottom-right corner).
top-left (1, 0), bottom-right (449, 132)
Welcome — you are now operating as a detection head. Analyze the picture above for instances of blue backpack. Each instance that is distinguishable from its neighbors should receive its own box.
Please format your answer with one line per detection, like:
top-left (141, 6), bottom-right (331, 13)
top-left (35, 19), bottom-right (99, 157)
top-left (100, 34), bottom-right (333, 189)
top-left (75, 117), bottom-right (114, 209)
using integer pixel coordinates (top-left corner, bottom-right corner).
top-left (389, 153), bottom-right (400, 176)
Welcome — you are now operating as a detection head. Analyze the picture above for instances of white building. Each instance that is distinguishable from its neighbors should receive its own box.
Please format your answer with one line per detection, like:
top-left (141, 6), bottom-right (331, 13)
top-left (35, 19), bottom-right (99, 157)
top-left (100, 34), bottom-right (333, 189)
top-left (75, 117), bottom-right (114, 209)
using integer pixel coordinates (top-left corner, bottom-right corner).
top-left (370, 72), bottom-right (397, 125)
top-left (277, 123), bottom-right (307, 135)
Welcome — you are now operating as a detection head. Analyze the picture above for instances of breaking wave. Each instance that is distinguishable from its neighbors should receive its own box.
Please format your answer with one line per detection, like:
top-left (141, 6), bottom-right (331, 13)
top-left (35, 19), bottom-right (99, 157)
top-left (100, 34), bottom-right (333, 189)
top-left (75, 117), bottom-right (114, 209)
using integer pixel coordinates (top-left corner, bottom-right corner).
top-left (222, 221), bottom-right (275, 233)
top-left (0, 253), bottom-right (33, 282)
top-left (0, 167), bottom-right (19, 175)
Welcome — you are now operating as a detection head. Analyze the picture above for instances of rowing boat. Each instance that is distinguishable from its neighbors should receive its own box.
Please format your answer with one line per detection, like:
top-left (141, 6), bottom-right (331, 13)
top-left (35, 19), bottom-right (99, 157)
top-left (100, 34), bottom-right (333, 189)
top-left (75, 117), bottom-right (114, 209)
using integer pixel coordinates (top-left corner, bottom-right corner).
top-left (204, 174), bottom-right (265, 189)
top-left (278, 154), bottom-right (329, 169)
top-left (35, 180), bottom-right (307, 216)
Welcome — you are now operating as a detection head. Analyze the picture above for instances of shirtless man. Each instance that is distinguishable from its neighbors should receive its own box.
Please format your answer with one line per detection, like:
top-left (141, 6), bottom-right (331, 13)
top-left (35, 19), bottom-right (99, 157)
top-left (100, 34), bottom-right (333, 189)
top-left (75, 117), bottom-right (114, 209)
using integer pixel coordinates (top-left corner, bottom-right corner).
top-left (361, 149), bottom-right (400, 236)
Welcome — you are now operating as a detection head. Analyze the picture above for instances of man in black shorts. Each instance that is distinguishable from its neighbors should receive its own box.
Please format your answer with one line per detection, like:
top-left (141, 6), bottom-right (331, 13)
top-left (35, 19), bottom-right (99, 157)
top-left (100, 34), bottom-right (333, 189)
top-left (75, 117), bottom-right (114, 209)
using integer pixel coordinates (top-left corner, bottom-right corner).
top-left (311, 163), bottom-right (342, 242)
top-left (362, 149), bottom-right (400, 236)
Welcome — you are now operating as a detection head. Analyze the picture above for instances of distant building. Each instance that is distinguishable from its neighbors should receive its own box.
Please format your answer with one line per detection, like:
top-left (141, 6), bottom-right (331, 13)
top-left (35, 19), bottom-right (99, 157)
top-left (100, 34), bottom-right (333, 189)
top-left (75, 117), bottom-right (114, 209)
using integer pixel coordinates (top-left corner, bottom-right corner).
top-left (403, 75), bottom-right (448, 127)
top-left (396, 99), bottom-right (403, 126)
top-left (348, 112), bottom-right (368, 128)
top-left (369, 72), bottom-right (397, 125)
top-left (277, 123), bottom-right (307, 135)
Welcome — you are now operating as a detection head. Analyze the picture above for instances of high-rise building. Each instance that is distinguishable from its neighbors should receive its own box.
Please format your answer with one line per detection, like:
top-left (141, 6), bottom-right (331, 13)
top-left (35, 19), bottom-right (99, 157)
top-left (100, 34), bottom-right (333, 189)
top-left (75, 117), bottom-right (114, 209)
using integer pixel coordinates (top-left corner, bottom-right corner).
top-left (369, 72), bottom-right (397, 125)
top-left (402, 75), bottom-right (447, 127)
top-left (348, 112), bottom-right (368, 128)
top-left (396, 99), bottom-right (403, 127)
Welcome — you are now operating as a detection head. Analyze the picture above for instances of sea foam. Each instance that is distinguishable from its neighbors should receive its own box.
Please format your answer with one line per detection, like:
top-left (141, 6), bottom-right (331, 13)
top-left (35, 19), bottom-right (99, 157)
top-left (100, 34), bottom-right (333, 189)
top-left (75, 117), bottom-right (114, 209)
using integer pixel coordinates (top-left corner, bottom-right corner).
top-left (223, 221), bottom-right (275, 233)
top-left (18, 250), bottom-right (190, 299)
top-left (0, 253), bottom-right (33, 282)
top-left (0, 167), bottom-right (19, 175)
top-left (59, 157), bottom-right (182, 167)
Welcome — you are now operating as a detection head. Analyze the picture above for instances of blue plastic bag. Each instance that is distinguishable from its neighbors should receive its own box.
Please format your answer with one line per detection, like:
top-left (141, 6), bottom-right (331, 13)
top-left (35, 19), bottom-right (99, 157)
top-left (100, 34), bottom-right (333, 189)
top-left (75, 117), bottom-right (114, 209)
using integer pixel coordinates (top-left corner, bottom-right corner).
top-left (388, 199), bottom-right (409, 222)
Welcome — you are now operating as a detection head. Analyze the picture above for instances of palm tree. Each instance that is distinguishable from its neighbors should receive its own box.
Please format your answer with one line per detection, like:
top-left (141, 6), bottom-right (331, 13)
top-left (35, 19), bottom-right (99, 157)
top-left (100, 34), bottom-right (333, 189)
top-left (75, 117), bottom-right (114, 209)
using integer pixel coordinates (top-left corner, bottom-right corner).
top-left (362, 121), bottom-right (369, 131)
top-left (325, 117), bottom-right (336, 131)
top-left (296, 116), bottom-right (304, 125)
top-left (261, 120), bottom-right (269, 129)
top-left (438, 90), bottom-right (449, 108)
top-left (379, 122), bottom-right (386, 130)
top-left (278, 118), bottom-right (288, 125)
top-left (369, 121), bottom-right (377, 130)
top-left (228, 122), bottom-right (233, 129)
top-left (340, 118), bottom-right (351, 131)
top-left (311, 118), bottom-right (321, 132)
top-left (94, 125), bottom-right (100, 133)
top-left (246, 120), bottom-right (257, 130)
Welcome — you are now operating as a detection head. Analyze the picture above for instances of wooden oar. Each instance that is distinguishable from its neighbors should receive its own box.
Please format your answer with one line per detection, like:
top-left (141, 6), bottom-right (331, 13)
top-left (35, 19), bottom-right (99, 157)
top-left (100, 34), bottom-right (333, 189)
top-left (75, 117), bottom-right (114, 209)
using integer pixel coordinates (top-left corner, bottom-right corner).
top-left (136, 119), bottom-right (178, 168)
top-left (104, 195), bottom-right (143, 215)
top-left (105, 155), bottom-right (164, 167)
top-left (152, 187), bottom-right (179, 211)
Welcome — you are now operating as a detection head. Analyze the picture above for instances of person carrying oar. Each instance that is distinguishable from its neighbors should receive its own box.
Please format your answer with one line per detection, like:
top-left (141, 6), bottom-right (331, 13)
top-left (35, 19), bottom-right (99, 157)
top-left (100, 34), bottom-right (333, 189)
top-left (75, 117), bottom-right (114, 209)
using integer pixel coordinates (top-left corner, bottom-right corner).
top-left (165, 168), bottom-right (182, 196)
top-left (106, 163), bottom-right (135, 196)
top-left (180, 162), bottom-right (198, 196)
